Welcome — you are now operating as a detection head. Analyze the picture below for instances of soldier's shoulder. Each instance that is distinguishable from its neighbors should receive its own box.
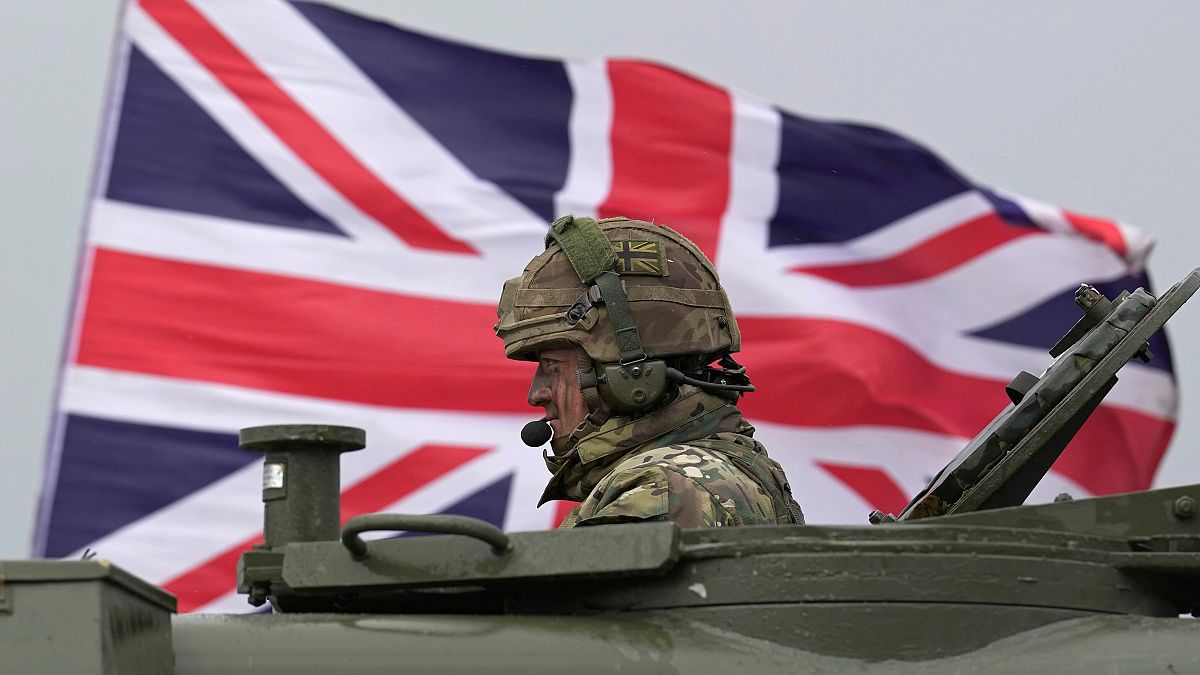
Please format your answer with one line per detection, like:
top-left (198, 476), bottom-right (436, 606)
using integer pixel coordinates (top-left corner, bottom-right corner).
top-left (611, 442), bottom-right (745, 483)
top-left (579, 450), bottom-right (736, 528)
top-left (601, 441), bottom-right (778, 526)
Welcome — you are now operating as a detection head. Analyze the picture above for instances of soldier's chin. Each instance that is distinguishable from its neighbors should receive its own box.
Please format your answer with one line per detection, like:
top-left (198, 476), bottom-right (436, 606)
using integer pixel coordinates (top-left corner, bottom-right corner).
top-left (549, 431), bottom-right (572, 456)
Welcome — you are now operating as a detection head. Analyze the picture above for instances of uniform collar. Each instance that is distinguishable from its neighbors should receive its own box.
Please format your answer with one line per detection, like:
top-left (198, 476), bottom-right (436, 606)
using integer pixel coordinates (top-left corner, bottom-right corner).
top-left (538, 386), bottom-right (744, 505)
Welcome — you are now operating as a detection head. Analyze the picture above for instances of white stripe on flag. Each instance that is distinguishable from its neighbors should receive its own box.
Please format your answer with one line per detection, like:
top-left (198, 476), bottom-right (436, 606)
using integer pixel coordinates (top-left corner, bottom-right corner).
top-left (68, 454), bottom-right (261, 584)
top-left (61, 366), bottom-right (535, 455)
top-left (89, 198), bottom-right (518, 303)
top-left (757, 191), bottom-right (996, 269)
top-left (189, 0), bottom-right (548, 252)
top-left (126, 4), bottom-right (402, 251)
top-left (995, 188), bottom-right (1153, 271)
top-left (718, 92), bottom-right (781, 266)
top-left (555, 58), bottom-right (614, 220)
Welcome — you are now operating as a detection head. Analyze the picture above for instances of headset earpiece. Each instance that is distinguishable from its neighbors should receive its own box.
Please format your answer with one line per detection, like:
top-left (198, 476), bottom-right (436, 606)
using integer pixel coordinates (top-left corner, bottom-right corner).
top-left (596, 359), bottom-right (671, 415)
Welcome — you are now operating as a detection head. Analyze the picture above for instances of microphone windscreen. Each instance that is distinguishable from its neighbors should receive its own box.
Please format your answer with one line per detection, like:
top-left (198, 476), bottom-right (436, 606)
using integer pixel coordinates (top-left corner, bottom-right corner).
top-left (521, 418), bottom-right (553, 447)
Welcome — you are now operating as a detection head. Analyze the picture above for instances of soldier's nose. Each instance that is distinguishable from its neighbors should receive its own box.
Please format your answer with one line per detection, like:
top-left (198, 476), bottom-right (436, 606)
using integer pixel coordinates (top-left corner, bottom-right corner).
top-left (528, 369), bottom-right (551, 407)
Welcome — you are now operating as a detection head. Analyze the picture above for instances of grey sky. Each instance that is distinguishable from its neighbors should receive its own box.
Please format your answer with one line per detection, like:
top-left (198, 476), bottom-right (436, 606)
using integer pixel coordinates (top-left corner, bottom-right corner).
top-left (2, 1), bottom-right (1198, 557)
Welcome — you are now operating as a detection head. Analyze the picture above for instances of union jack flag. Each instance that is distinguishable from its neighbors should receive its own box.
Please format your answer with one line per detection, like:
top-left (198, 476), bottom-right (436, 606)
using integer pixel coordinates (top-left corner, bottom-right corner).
top-left (36, 0), bottom-right (1176, 613)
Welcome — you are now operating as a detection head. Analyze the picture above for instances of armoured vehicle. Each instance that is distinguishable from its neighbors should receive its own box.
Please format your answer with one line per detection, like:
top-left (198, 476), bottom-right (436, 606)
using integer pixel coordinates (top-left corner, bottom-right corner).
top-left (4, 272), bottom-right (1200, 673)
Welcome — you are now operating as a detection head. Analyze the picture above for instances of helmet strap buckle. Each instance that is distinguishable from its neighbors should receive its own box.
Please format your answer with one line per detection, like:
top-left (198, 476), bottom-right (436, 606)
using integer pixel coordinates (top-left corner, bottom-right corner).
top-left (565, 286), bottom-right (602, 327)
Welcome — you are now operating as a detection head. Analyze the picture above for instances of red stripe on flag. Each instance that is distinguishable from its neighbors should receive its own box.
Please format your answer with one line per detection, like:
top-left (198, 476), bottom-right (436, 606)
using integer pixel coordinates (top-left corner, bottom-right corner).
top-left (791, 213), bottom-right (1042, 286)
top-left (1062, 210), bottom-right (1128, 259)
top-left (338, 445), bottom-right (489, 516)
top-left (162, 443), bottom-right (487, 612)
top-left (739, 317), bottom-right (1006, 436)
top-left (77, 248), bottom-right (530, 412)
top-left (739, 317), bottom-right (1174, 493)
top-left (1054, 413), bottom-right (1173, 496)
top-left (816, 462), bottom-right (909, 515)
top-left (552, 500), bottom-right (579, 528)
top-left (165, 532), bottom-right (262, 614)
top-left (138, 0), bottom-right (475, 255)
top-left (78, 249), bottom-right (1172, 495)
top-left (599, 60), bottom-right (732, 262)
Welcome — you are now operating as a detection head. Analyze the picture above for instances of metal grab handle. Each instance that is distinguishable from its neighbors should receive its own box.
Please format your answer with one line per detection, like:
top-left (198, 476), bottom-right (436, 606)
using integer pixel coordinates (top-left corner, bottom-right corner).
top-left (341, 513), bottom-right (513, 559)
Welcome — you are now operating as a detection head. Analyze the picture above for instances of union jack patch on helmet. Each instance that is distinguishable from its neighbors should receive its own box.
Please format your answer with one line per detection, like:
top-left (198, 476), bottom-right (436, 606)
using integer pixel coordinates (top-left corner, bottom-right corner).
top-left (612, 240), bottom-right (667, 276)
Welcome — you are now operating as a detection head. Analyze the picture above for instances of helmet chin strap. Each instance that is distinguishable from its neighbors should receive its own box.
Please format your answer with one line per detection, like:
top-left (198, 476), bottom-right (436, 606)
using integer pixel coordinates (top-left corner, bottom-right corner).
top-left (574, 347), bottom-right (610, 424)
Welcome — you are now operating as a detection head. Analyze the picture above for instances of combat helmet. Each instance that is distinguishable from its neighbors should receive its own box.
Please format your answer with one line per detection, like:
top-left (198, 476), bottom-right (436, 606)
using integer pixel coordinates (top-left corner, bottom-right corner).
top-left (495, 215), bottom-right (752, 415)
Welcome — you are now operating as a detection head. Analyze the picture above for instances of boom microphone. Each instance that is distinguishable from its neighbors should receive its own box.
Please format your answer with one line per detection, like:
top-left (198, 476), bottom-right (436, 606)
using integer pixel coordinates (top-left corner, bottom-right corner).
top-left (521, 417), bottom-right (553, 447)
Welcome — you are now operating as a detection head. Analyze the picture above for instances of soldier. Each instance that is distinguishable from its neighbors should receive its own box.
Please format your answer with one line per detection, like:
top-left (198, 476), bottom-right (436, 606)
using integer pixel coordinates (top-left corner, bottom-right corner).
top-left (496, 215), bottom-right (804, 528)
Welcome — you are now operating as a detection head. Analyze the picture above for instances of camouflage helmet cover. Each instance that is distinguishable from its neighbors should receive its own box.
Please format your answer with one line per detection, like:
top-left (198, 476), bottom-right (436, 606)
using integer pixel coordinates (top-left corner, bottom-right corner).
top-left (495, 216), bottom-right (741, 365)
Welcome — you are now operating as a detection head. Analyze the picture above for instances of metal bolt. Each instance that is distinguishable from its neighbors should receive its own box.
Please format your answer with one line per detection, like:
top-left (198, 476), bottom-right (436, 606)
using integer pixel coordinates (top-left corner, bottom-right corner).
top-left (1054, 492), bottom-right (1073, 503)
top-left (247, 584), bottom-right (270, 607)
top-left (1173, 495), bottom-right (1196, 520)
top-left (630, 365), bottom-right (642, 377)
top-left (632, 389), bottom-right (646, 403)
top-left (1074, 284), bottom-right (1102, 310)
top-left (868, 510), bottom-right (895, 525)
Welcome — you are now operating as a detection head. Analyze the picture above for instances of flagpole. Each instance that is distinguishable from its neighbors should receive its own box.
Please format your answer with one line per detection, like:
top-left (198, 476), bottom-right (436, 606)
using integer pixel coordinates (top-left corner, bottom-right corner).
top-left (32, 0), bottom-right (136, 558)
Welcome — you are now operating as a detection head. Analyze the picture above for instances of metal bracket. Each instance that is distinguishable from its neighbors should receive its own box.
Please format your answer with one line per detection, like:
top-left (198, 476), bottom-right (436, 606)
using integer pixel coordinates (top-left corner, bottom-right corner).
top-left (565, 286), bottom-right (603, 326)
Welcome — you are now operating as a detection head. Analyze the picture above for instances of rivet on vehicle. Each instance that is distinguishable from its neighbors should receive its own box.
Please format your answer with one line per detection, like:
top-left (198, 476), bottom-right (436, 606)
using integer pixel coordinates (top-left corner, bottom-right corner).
top-left (1173, 495), bottom-right (1196, 520)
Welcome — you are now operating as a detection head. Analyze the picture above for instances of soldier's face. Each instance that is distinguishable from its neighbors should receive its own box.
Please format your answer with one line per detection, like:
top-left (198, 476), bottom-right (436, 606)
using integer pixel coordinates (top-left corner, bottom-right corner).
top-left (528, 346), bottom-right (590, 443)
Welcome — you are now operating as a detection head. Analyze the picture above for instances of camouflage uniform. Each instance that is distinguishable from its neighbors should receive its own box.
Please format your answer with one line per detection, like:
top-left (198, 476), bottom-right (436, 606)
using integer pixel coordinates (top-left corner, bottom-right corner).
top-left (497, 215), bottom-right (804, 528)
top-left (542, 385), bottom-right (802, 528)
